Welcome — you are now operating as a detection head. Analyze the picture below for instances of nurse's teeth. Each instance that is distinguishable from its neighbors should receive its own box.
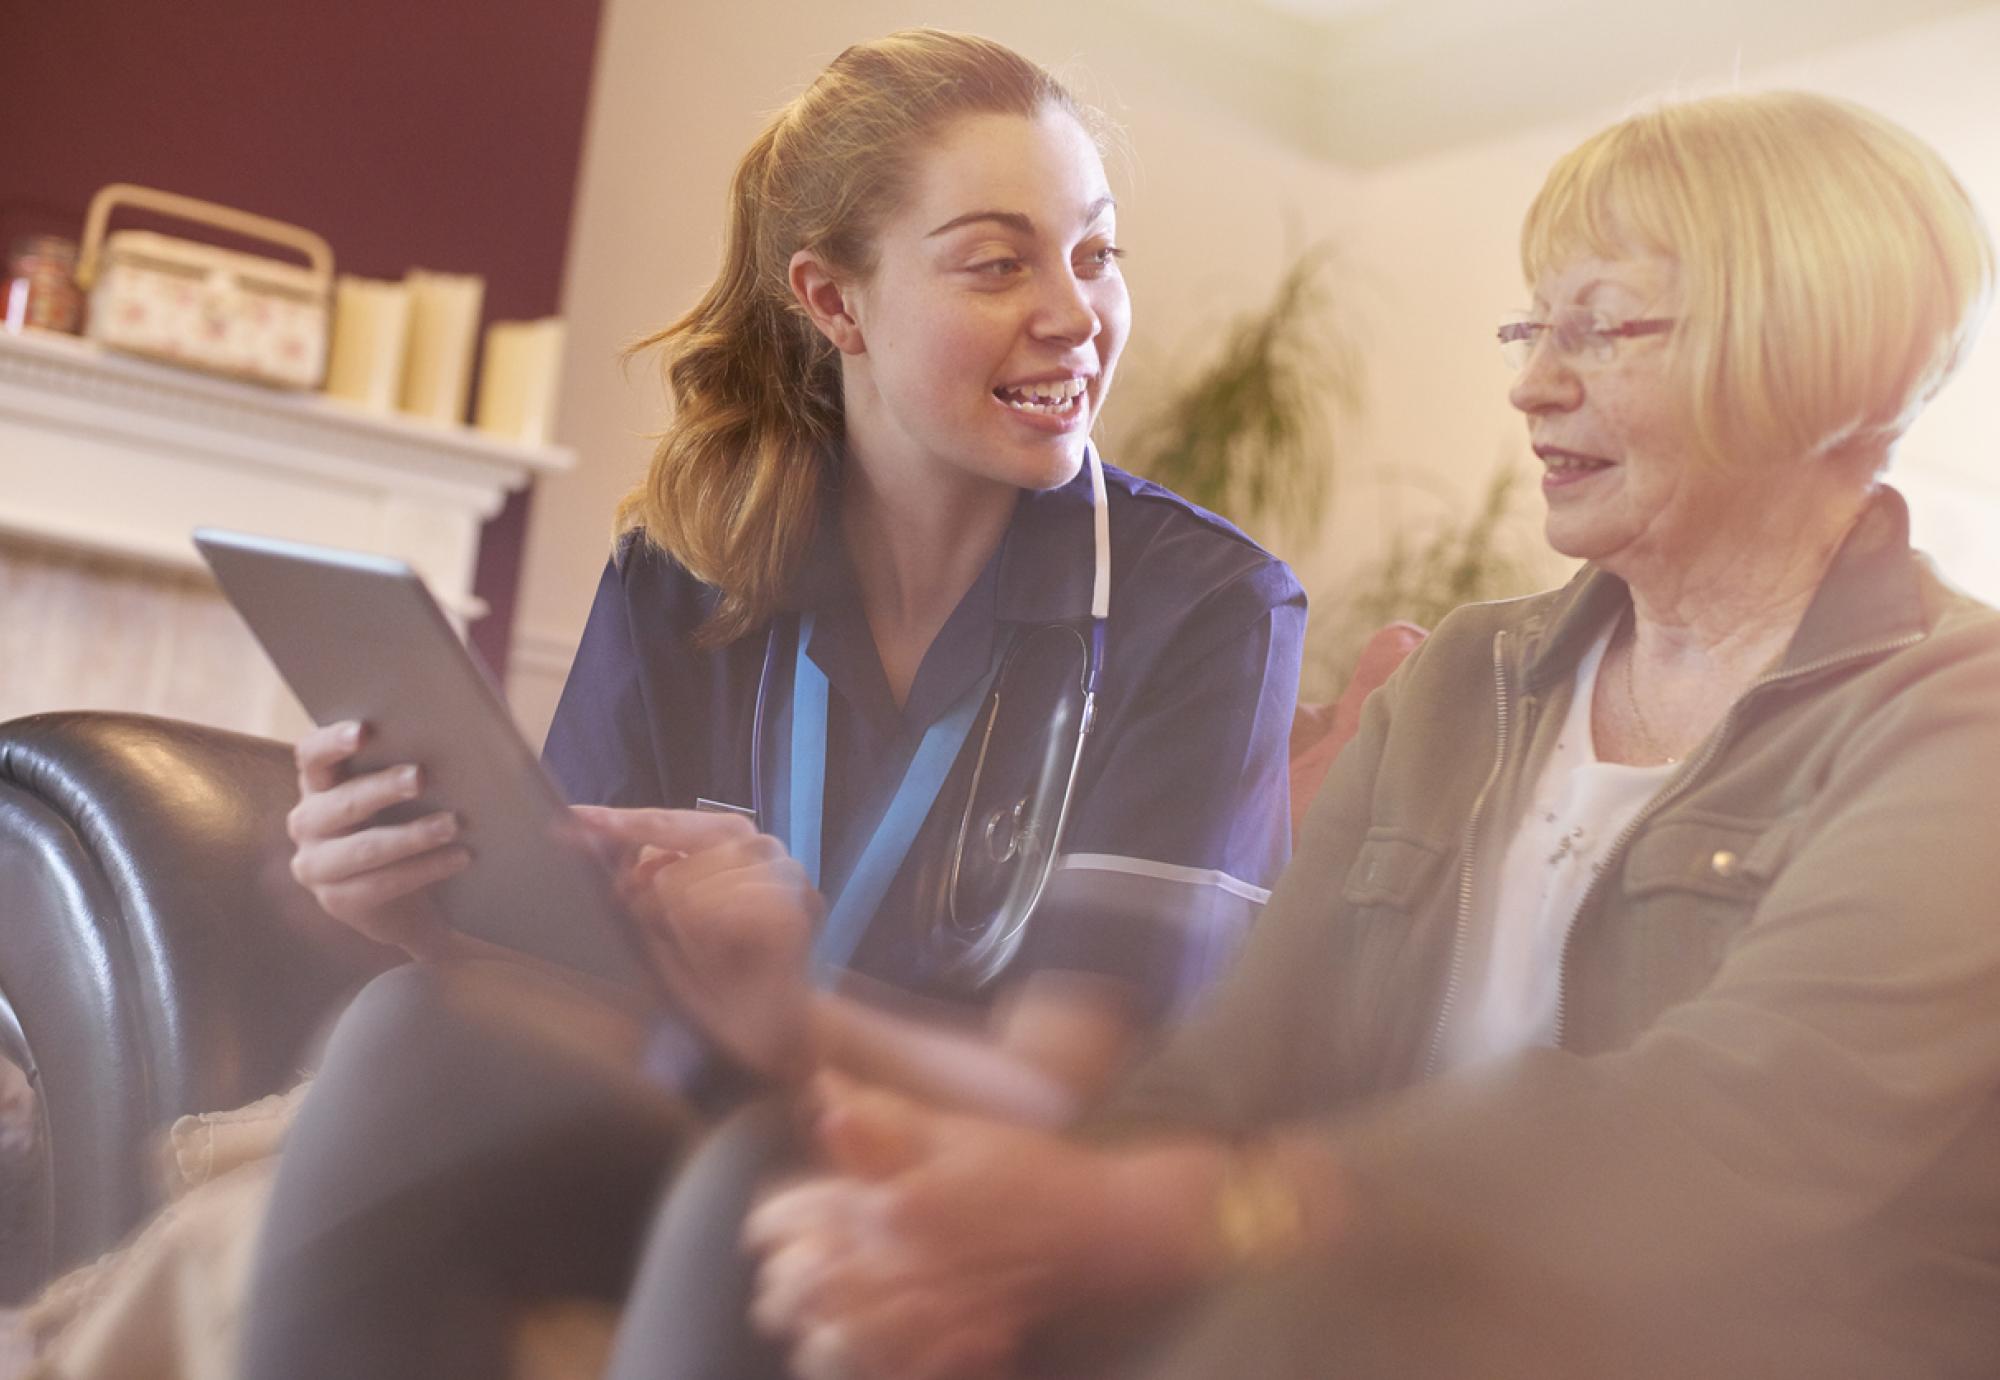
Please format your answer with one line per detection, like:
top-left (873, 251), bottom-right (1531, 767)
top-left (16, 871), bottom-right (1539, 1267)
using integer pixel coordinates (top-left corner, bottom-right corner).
top-left (996, 377), bottom-right (1087, 412)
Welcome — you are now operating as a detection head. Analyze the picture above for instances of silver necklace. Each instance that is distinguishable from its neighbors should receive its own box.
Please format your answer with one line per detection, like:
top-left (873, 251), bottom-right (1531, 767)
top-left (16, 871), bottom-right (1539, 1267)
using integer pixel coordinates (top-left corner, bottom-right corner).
top-left (1620, 619), bottom-right (1680, 765)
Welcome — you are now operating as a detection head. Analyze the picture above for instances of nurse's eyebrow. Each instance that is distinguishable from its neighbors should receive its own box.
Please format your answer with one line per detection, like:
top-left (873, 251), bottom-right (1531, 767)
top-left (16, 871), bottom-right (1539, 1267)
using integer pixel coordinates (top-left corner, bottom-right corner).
top-left (925, 196), bottom-right (1116, 239)
top-left (926, 209), bottom-right (1035, 238)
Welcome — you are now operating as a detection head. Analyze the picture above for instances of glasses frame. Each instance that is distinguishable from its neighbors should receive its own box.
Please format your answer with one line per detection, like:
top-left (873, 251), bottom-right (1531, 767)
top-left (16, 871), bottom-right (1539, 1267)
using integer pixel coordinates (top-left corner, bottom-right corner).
top-left (1497, 307), bottom-right (1675, 371)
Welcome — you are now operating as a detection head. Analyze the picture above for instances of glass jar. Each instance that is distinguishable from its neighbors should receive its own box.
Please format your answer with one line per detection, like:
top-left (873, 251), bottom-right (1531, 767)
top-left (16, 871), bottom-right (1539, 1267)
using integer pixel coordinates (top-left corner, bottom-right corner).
top-left (4, 235), bottom-right (83, 335)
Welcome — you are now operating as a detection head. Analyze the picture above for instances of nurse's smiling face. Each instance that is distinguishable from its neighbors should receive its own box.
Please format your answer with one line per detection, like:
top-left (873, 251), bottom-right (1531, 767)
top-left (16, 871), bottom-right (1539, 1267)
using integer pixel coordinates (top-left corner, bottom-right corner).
top-left (804, 108), bottom-right (1129, 496)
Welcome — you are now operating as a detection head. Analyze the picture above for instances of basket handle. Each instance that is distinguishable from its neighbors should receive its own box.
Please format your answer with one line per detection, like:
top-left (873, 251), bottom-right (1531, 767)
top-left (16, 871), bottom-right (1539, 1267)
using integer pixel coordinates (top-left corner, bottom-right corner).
top-left (74, 183), bottom-right (335, 291)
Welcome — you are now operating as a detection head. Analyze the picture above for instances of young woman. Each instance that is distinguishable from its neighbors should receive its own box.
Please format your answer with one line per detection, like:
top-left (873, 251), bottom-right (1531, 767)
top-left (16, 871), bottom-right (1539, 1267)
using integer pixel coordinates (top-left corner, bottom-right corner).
top-left (246, 30), bottom-right (1304, 1376)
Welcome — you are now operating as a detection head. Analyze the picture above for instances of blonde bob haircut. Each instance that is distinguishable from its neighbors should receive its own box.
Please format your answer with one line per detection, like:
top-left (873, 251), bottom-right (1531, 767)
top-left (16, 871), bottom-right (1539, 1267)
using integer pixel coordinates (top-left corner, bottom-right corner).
top-left (618, 30), bottom-right (1093, 645)
top-left (1521, 91), bottom-right (1994, 470)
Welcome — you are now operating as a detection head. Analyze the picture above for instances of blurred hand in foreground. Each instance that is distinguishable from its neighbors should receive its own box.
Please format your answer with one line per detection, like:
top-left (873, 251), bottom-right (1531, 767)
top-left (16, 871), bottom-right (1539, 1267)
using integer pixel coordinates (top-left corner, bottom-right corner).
top-left (745, 1073), bottom-right (1141, 1380)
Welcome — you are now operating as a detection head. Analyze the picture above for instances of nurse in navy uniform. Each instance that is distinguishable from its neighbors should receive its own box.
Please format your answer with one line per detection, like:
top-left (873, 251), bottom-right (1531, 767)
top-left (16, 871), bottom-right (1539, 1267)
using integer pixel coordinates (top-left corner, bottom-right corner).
top-left (243, 29), bottom-right (1304, 1380)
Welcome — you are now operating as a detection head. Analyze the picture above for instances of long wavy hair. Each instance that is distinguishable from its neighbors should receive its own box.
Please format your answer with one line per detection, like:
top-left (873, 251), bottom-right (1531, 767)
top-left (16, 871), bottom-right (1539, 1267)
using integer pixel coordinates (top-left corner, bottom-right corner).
top-left (617, 30), bottom-right (1090, 645)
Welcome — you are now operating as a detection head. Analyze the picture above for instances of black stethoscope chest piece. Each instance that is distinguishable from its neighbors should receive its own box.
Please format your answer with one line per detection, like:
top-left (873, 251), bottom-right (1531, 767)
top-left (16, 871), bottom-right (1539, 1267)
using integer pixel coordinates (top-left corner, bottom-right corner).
top-left (913, 620), bottom-right (1097, 990)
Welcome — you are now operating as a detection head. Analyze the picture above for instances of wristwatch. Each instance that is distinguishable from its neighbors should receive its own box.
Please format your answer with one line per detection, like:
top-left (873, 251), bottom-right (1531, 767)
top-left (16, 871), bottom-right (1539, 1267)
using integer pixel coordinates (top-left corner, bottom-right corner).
top-left (1213, 1141), bottom-right (1309, 1269)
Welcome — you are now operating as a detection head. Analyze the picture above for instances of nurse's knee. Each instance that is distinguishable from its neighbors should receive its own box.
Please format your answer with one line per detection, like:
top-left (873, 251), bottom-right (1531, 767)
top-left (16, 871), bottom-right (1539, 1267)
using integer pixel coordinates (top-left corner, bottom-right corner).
top-left (317, 959), bottom-right (542, 1086)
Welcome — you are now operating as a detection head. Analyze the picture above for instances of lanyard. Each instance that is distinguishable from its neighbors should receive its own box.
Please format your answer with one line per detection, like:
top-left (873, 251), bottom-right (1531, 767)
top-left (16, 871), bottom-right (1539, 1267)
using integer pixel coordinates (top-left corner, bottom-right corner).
top-left (781, 440), bottom-right (1108, 979)
top-left (788, 610), bottom-right (1002, 977)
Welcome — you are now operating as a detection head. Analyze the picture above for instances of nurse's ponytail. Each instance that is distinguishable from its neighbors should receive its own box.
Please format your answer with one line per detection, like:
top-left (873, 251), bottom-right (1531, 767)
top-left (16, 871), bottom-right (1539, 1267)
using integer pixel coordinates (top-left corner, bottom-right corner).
top-left (616, 30), bottom-right (1093, 645)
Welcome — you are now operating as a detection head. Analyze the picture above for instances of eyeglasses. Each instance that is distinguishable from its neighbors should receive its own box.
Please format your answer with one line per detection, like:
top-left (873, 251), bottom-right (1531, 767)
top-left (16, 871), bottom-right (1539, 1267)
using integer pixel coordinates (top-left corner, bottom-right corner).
top-left (1496, 307), bottom-right (1675, 371)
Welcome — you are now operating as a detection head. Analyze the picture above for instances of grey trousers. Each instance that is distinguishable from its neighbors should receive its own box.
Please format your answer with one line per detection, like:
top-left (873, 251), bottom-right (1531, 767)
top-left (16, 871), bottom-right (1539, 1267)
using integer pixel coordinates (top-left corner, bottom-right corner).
top-left (237, 959), bottom-right (785, 1379)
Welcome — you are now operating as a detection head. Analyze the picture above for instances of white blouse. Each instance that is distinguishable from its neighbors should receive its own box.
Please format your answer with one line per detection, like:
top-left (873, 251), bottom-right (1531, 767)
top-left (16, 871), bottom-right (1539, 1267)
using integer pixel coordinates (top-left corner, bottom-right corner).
top-left (1444, 626), bottom-right (1675, 1071)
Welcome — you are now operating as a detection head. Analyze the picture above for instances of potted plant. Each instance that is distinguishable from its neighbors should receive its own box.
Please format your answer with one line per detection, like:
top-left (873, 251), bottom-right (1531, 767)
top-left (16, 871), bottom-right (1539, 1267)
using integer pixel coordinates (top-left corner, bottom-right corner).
top-left (1125, 244), bottom-right (1355, 543)
top-left (1126, 248), bottom-right (1543, 699)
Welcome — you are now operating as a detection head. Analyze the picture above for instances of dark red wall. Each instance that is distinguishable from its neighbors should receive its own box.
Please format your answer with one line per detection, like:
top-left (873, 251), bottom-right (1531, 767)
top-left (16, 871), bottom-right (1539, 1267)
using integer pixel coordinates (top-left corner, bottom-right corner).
top-left (0, 0), bottom-right (606, 674)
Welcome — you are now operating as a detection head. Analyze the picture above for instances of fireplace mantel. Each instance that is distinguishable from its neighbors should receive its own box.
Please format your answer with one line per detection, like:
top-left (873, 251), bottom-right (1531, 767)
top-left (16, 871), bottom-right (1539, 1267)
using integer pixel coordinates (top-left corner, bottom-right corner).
top-left (0, 327), bottom-right (572, 623)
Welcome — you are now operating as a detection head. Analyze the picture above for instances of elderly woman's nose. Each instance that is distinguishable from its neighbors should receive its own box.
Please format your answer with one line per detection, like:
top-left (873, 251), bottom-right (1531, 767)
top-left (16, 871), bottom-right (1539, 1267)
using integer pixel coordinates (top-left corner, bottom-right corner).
top-left (1508, 337), bottom-right (1582, 414)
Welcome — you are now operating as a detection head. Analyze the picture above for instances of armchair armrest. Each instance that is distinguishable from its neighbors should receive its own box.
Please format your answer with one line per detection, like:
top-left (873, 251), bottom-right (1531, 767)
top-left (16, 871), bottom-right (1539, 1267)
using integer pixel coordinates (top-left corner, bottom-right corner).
top-left (0, 712), bottom-right (395, 1299)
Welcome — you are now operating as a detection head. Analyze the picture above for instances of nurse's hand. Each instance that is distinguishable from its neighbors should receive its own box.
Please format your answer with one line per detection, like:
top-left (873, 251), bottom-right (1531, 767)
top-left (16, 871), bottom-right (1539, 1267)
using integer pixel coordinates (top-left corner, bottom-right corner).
top-left (287, 720), bottom-right (468, 959)
top-left (572, 806), bottom-right (823, 1080)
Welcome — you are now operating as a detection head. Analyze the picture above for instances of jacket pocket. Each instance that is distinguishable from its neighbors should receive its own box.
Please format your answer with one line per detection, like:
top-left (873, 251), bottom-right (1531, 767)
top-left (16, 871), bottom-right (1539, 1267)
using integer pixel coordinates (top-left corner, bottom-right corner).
top-left (1331, 831), bottom-right (1456, 1079)
top-left (1600, 812), bottom-right (1799, 1032)
top-left (1621, 812), bottom-right (1793, 904)
top-left (1340, 830), bottom-right (1448, 910)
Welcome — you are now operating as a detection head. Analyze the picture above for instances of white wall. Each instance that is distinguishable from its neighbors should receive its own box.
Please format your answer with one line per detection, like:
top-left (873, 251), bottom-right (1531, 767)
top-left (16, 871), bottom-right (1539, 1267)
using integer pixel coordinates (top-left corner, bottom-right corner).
top-left (508, 0), bottom-right (1359, 739)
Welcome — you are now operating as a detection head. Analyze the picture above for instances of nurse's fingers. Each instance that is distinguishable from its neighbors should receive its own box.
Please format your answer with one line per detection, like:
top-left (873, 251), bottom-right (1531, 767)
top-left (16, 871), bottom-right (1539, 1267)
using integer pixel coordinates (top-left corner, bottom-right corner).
top-left (307, 845), bottom-right (472, 931)
top-left (636, 833), bottom-right (799, 922)
top-left (287, 762), bottom-right (426, 846)
top-left (291, 809), bottom-right (463, 888)
top-left (569, 804), bottom-right (757, 857)
top-left (293, 720), bottom-right (366, 795)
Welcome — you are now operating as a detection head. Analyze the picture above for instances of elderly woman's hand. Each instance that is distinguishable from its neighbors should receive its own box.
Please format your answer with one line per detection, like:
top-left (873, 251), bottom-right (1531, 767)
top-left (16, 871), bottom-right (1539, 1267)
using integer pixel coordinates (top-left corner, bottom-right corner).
top-left (746, 1077), bottom-right (1091, 1380)
top-left (745, 1075), bottom-right (1223, 1380)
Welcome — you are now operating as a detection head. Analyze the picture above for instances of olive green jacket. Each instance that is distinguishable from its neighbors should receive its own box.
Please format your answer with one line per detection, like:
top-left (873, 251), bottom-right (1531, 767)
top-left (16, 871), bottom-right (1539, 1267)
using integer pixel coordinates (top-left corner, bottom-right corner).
top-left (1101, 489), bottom-right (2000, 1378)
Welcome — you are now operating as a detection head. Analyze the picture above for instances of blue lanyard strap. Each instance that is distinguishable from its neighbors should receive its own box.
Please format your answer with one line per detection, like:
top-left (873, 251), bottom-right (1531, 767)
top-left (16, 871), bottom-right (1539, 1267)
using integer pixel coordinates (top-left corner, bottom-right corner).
top-left (788, 611), bottom-right (1002, 978)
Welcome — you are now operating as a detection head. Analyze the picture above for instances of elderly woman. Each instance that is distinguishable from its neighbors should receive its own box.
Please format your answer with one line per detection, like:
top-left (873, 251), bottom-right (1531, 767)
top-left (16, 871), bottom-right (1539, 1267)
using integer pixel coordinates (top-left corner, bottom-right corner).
top-left (739, 91), bottom-right (2000, 1380)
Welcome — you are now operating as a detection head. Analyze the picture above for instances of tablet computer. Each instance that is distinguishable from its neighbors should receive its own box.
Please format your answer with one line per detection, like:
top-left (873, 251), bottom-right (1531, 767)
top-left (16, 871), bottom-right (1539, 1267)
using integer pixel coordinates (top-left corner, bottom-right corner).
top-left (194, 527), bottom-right (661, 998)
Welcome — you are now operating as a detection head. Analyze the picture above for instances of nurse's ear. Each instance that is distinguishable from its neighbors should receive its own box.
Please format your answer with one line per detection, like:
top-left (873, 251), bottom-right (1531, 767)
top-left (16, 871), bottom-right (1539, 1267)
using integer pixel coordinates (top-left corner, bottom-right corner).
top-left (789, 249), bottom-right (867, 356)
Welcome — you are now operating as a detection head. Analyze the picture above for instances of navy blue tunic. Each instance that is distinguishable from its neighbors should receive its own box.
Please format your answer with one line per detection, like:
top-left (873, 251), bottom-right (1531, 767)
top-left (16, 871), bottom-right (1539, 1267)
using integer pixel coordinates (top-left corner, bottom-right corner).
top-left (542, 462), bottom-right (1305, 1021)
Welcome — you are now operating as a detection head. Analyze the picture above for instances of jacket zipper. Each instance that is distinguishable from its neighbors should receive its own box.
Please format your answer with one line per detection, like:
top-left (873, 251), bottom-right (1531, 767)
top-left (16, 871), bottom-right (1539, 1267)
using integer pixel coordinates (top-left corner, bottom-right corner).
top-left (1549, 628), bottom-right (1925, 1049)
top-left (1423, 631), bottom-right (1512, 1077)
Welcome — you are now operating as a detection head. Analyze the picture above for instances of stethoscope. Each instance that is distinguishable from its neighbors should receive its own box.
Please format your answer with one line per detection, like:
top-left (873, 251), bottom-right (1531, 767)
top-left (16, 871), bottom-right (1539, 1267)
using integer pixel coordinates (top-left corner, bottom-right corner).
top-left (747, 443), bottom-right (1110, 991)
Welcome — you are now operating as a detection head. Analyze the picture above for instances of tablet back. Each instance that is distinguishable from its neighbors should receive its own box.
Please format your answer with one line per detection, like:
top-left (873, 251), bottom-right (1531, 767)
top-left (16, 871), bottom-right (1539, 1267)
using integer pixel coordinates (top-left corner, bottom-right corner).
top-left (194, 528), bottom-right (656, 995)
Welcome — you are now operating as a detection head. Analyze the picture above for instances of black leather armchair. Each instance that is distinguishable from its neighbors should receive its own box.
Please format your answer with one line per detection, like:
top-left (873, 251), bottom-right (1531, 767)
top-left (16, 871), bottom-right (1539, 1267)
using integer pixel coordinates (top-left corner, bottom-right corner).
top-left (0, 712), bottom-right (395, 1302)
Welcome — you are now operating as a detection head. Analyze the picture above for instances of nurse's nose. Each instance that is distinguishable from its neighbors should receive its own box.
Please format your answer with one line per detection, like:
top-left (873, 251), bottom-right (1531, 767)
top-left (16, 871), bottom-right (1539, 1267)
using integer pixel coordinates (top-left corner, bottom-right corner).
top-left (1031, 267), bottom-right (1100, 346)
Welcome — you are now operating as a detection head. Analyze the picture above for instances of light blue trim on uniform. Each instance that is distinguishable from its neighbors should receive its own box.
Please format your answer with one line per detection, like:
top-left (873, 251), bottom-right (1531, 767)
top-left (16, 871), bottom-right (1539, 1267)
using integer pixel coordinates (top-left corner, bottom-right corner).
top-left (787, 616), bottom-right (827, 889)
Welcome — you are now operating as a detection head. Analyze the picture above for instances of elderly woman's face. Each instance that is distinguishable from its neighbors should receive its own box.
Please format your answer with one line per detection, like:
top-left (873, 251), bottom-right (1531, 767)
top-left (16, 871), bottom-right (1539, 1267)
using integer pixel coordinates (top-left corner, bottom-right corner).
top-left (1510, 252), bottom-right (1749, 575)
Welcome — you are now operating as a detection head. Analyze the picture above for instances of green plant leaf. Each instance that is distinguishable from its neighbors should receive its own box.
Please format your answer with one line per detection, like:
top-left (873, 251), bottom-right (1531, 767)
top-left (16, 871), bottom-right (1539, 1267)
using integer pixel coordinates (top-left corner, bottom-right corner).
top-left (1127, 244), bottom-right (1357, 538)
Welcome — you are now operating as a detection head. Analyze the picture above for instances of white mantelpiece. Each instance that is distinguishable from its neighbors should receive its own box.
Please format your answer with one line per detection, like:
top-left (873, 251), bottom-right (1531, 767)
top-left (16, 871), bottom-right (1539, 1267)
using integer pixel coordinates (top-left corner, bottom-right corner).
top-left (0, 327), bottom-right (573, 737)
top-left (0, 327), bottom-right (571, 618)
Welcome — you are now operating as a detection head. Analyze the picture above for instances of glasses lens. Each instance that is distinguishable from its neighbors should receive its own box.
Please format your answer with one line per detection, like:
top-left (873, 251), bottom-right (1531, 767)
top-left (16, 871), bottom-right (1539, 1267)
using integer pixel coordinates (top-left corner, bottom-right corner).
top-left (1497, 313), bottom-right (1539, 370)
top-left (1554, 306), bottom-right (1618, 362)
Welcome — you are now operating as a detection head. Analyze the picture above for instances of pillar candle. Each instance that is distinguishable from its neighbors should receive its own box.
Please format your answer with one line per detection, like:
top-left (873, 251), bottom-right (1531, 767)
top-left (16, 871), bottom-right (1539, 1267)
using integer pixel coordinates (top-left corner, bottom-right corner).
top-left (398, 269), bottom-right (485, 425)
top-left (473, 317), bottom-right (566, 448)
top-left (322, 275), bottom-right (410, 412)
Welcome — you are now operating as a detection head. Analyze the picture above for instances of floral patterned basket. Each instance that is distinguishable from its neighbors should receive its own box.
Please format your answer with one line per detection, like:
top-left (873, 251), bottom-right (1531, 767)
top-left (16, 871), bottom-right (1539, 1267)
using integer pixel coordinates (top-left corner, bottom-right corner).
top-left (74, 184), bottom-right (334, 390)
